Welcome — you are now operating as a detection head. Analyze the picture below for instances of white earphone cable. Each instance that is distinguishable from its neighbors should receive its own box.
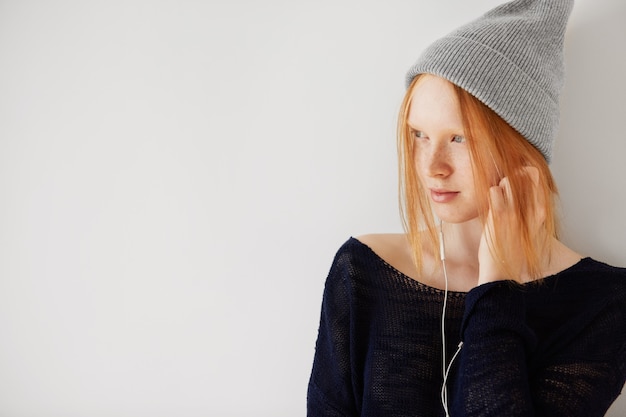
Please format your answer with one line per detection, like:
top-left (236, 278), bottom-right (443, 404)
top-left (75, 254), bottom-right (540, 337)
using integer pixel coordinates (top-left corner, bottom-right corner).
top-left (439, 220), bottom-right (463, 416)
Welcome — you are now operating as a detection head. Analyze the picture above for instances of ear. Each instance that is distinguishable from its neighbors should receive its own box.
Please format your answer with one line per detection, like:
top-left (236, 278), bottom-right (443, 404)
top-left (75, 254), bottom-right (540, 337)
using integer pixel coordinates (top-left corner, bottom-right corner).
top-left (520, 166), bottom-right (540, 186)
top-left (519, 166), bottom-right (546, 226)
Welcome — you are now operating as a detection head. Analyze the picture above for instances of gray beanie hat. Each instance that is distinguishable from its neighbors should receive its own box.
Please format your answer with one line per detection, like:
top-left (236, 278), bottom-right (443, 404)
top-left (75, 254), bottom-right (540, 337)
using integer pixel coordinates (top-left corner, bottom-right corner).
top-left (405, 0), bottom-right (574, 162)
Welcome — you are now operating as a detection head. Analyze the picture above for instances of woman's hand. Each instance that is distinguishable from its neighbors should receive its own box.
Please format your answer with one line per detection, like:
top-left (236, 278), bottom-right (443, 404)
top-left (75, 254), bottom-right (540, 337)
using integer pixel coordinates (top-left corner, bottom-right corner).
top-left (477, 166), bottom-right (545, 285)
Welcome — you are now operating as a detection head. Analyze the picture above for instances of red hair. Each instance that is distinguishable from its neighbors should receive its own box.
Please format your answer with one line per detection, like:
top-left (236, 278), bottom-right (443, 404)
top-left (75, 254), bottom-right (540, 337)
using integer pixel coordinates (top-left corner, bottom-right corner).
top-left (398, 75), bottom-right (559, 280)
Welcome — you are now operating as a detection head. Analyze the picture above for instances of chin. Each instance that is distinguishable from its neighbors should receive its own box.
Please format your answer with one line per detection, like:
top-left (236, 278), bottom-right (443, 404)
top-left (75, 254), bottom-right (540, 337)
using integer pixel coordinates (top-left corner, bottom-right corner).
top-left (433, 211), bottom-right (480, 225)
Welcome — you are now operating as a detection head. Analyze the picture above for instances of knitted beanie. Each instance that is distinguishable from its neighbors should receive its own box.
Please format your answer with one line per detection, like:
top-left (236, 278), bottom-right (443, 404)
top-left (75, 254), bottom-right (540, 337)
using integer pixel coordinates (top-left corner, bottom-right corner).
top-left (405, 0), bottom-right (574, 162)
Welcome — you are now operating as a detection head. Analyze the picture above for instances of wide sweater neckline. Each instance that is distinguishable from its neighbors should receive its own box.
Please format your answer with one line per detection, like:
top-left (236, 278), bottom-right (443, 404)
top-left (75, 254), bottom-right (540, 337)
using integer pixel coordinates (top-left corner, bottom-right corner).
top-left (348, 236), bottom-right (591, 296)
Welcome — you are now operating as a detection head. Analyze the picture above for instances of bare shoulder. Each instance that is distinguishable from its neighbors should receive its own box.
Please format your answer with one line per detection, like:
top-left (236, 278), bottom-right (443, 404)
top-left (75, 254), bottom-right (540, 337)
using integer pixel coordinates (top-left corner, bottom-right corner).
top-left (355, 233), bottom-right (408, 253)
top-left (355, 233), bottom-right (419, 279)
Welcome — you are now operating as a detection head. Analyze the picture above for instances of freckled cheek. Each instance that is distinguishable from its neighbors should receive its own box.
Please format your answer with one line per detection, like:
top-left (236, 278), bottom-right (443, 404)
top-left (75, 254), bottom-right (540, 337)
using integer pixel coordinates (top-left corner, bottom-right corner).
top-left (469, 177), bottom-right (491, 214)
top-left (411, 151), bottom-right (422, 168)
top-left (473, 189), bottom-right (489, 209)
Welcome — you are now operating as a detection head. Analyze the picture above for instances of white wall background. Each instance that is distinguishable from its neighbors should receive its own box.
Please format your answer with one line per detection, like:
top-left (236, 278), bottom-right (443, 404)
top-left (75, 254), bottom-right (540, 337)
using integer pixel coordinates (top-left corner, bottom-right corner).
top-left (0, 0), bottom-right (624, 416)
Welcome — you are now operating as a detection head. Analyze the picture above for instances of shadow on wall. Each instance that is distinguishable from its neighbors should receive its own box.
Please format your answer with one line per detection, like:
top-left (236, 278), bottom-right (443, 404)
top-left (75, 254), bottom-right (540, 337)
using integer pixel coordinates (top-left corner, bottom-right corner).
top-left (551, 1), bottom-right (626, 269)
top-left (551, 3), bottom-right (626, 416)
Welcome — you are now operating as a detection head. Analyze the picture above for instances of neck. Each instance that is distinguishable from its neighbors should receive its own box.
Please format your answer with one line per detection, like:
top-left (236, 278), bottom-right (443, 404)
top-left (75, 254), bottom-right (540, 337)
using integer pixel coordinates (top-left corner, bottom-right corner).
top-left (438, 217), bottom-right (582, 284)
top-left (440, 217), bottom-right (483, 267)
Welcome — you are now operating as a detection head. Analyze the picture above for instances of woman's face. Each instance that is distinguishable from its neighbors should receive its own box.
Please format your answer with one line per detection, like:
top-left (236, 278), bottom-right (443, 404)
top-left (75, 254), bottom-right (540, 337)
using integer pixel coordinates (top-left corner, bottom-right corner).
top-left (407, 75), bottom-right (480, 224)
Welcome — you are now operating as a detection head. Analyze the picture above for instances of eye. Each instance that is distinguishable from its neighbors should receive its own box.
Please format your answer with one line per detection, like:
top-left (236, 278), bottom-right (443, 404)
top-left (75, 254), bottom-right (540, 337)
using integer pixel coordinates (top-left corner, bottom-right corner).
top-left (452, 135), bottom-right (466, 143)
top-left (412, 130), bottom-right (427, 140)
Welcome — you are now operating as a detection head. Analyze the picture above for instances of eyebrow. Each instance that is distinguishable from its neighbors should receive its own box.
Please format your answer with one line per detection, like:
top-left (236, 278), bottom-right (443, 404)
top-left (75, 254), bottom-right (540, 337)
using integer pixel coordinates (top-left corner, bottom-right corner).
top-left (407, 122), bottom-right (465, 134)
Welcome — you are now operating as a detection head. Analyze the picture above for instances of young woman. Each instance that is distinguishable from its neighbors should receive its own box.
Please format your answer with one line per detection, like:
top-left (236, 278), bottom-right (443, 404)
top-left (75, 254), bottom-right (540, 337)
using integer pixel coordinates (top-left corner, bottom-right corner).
top-left (307, 0), bottom-right (626, 416)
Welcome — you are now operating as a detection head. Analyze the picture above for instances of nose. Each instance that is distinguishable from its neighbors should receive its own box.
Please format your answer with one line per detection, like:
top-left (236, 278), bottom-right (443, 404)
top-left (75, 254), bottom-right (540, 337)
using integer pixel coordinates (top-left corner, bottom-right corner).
top-left (422, 142), bottom-right (452, 178)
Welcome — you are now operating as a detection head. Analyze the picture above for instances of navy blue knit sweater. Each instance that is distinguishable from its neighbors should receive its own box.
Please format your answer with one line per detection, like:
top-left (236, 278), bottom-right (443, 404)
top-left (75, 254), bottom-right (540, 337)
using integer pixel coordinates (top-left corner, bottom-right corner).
top-left (307, 238), bottom-right (626, 416)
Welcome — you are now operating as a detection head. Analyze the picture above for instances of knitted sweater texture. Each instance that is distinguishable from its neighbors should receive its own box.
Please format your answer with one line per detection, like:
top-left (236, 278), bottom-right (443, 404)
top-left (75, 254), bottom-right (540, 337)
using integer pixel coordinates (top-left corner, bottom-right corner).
top-left (307, 238), bottom-right (626, 416)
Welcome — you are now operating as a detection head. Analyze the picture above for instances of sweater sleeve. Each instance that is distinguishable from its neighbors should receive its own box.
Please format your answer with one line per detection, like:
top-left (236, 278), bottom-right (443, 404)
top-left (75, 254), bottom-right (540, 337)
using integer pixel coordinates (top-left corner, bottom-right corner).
top-left (451, 281), bottom-right (536, 416)
top-left (307, 247), bottom-right (358, 417)
top-left (451, 280), bottom-right (626, 417)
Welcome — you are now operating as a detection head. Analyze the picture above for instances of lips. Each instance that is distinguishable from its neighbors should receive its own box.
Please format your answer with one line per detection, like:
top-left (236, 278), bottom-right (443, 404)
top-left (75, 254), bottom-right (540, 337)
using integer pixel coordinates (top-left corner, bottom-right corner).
top-left (430, 189), bottom-right (459, 203)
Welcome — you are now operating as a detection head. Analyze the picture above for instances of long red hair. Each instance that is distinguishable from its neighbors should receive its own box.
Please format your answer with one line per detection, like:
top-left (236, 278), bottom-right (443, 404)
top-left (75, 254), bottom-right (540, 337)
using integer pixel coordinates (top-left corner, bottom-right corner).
top-left (398, 75), bottom-right (559, 280)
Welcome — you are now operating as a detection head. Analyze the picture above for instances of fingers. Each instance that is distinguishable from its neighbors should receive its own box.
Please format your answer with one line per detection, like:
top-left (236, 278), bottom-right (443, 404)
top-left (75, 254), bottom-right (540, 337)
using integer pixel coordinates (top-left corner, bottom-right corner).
top-left (489, 182), bottom-right (506, 213)
top-left (489, 166), bottom-right (547, 240)
top-left (491, 174), bottom-right (513, 214)
top-left (492, 166), bottom-right (540, 211)
top-left (481, 166), bottom-right (546, 283)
